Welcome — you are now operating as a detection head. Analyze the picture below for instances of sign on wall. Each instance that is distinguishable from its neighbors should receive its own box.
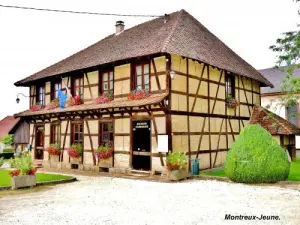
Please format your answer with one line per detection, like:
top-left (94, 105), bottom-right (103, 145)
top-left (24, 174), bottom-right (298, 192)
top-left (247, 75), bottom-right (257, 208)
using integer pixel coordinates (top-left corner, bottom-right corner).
top-left (157, 135), bottom-right (168, 153)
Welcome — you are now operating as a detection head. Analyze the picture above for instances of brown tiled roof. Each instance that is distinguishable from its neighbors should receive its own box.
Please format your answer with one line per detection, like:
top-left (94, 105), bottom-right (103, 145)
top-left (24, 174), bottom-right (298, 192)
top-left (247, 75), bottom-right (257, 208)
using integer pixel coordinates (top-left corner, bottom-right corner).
top-left (15, 9), bottom-right (272, 88)
top-left (0, 116), bottom-right (20, 138)
top-left (14, 93), bottom-right (168, 117)
top-left (249, 105), bottom-right (300, 135)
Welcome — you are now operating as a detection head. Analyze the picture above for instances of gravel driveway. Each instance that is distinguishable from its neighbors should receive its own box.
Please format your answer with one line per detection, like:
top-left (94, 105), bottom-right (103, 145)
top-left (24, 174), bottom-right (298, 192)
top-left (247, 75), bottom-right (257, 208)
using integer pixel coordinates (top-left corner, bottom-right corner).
top-left (0, 174), bottom-right (300, 225)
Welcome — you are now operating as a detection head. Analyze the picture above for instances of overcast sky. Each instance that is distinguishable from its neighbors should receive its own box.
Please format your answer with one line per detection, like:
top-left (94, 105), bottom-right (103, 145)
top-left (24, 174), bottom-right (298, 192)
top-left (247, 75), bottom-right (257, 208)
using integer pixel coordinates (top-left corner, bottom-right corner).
top-left (0, 0), bottom-right (298, 120)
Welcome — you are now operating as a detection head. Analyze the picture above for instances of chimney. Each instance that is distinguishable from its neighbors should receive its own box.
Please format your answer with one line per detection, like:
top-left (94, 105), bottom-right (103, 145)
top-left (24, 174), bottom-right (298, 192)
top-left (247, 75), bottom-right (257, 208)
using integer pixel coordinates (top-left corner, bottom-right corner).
top-left (115, 21), bottom-right (125, 35)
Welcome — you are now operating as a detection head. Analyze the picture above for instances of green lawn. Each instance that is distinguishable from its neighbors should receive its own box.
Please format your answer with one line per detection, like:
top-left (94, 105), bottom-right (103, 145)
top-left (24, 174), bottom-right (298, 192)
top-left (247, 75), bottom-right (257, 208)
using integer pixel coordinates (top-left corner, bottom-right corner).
top-left (0, 170), bottom-right (73, 187)
top-left (201, 159), bottom-right (300, 182)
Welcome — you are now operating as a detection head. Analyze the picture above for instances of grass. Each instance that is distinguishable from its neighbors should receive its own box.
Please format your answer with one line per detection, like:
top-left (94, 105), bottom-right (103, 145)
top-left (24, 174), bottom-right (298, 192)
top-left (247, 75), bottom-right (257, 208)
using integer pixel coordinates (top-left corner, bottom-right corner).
top-left (0, 170), bottom-right (73, 187)
top-left (201, 159), bottom-right (300, 182)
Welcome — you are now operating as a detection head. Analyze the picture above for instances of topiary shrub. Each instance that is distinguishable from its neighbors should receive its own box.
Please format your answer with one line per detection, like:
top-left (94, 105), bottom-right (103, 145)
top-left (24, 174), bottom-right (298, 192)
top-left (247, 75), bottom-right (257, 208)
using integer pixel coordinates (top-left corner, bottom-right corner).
top-left (225, 124), bottom-right (290, 183)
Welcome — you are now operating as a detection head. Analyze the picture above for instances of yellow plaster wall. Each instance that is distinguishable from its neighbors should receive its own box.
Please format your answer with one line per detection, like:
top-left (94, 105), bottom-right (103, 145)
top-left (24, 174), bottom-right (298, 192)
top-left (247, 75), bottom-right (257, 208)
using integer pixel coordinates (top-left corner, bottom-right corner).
top-left (83, 152), bottom-right (94, 165)
top-left (114, 154), bottom-right (130, 168)
top-left (153, 56), bottom-right (166, 72)
top-left (115, 118), bottom-right (130, 134)
top-left (171, 115), bottom-right (188, 132)
top-left (115, 63), bottom-right (130, 80)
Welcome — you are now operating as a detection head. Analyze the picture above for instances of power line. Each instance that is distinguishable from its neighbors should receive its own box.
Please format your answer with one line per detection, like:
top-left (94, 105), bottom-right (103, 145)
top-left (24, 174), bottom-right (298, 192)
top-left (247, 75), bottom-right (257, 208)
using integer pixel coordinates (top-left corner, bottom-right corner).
top-left (0, 4), bottom-right (162, 18)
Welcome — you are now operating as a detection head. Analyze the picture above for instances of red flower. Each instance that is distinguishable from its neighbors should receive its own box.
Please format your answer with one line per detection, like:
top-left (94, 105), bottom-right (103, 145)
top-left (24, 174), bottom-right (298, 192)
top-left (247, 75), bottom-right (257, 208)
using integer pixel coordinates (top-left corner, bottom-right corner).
top-left (9, 169), bottom-right (20, 177)
top-left (26, 168), bottom-right (38, 176)
top-left (47, 146), bottom-right (61, 155)
top-left (67, 148), bottom-right (82, 158)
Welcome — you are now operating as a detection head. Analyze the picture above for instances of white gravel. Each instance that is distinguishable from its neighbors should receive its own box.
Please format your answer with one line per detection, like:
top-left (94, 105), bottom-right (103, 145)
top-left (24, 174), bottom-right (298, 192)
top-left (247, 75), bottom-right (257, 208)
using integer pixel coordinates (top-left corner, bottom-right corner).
top-left (0, 175), bottom-right (300, 225)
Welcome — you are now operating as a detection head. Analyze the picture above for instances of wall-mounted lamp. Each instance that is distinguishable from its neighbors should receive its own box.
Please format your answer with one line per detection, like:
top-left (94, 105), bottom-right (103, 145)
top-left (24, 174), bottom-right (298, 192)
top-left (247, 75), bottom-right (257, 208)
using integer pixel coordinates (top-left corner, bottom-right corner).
top-left (16, 93), bottom-right (29, 104)
top-left (164, 99), bottom-right (169, 107)
top-left (170, 71), bottom-right (176, 80)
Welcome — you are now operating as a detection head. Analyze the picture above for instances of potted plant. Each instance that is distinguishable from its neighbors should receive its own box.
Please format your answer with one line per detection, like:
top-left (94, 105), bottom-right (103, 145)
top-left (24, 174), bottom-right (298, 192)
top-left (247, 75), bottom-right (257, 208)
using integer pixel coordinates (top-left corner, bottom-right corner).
top-left (65, 96), bottom-right (83, 107)
top-left (45, 99), bottom-right (60, 110)
top-left (8, 152), bottom-right (37, 189)
top-left (30, 103), bottom-right (45, 112)
top-left (95, 142), bottom-right (113, 168)
top-left (96, 90), bottom-right (113, 104)
top-left (66, 144), bottom-right (83, 164)
top-left (46, 144), bottom-right (61, 165)
top-left (128, 88), bottom-right (150, 100)
top-left (166, 152), bottom-right (189, 181)
top-left (225, 95), bottom-right (239, 108)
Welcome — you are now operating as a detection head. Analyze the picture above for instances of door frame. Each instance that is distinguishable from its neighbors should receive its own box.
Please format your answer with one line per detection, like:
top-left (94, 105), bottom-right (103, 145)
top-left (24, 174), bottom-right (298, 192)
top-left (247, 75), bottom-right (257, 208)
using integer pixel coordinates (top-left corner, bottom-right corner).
top-left (130, 118), bottom-right (152, 171)
top-left (35, 124), bottom-right (45, 160)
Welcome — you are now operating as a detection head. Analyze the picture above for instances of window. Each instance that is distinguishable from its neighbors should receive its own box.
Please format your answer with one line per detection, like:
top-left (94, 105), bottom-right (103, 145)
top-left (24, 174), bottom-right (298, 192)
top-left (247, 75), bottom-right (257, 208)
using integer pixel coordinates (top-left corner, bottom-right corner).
top-left (72, 76), bottom-right (84, 99)
top-left (287, 104), bottom-right (298, 126)
top-left (36, 85), bottom-right (45, 105)
top-left (51, 81), bottom-right (62, 100)
top-left (99, 122), bottom-right (114, 149)
top-left (99, 71), bottom-right (114, 95)
top-left (71, 122), bottom-right (83, 145)
top-left (133, 63), bottom-right (150, 91)
top-left (225, 73), bottom-right (235, 98)
top-left (50, 124), bottom-right (61, 145)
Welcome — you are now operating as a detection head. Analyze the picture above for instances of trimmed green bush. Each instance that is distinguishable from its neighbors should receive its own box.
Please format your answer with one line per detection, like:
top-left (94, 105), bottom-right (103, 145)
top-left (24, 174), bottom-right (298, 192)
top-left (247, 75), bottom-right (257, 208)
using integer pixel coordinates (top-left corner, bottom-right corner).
top-left (2, 148), bottom-right (14, 153)
top-left (225, 124), bottom-right (290, 183)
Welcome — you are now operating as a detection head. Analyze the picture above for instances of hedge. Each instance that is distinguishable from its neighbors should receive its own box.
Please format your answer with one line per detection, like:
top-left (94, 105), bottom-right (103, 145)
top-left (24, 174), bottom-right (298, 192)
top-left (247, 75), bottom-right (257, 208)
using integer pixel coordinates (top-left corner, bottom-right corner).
top-left (225, 124), bottom-right (290, 183)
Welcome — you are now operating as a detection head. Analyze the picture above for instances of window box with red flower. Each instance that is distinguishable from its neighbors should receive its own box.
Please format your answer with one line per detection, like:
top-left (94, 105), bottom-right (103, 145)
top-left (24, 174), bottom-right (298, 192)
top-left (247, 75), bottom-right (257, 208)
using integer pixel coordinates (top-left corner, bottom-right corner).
top-left (127, 89), bottom-right (150, 100)
top-left (9, 152), bottom-right (37, 189)
top-left (46, 144), bottom-right (61, 165)
top-left (166, 152), bottom-right (189, 181)
top-left (225, 95), bottom-right (239, 109)
top-left (30, 104), bottom-right (45, 112)
top-left (66, 96), bottom-right (83, 107)
top-left (45, 99), bottom-right (60, 110)
top-left (66, 144), bottom-right (83, 164)
top-left (95, 143), bottom-right (113, 168)
top-left (95, 90), bottom-right (113, 104)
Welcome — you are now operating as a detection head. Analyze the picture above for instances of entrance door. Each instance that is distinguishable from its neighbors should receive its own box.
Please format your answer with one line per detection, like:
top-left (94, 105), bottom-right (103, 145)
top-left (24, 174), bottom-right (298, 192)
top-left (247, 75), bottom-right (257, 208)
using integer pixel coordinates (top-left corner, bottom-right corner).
top-left (132, 120), bottom-right (151, 170)
top-left (35, 125), bottom-right (44, 160)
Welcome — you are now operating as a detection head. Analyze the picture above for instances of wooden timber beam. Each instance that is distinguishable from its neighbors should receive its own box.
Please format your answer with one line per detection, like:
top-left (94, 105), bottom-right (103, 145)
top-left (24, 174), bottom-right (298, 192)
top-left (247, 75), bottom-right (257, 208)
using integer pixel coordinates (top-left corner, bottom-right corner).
top-left (240, 76), bottom-right (251, 116)
top-left (213, 118), bottom-right (224, 167)
top-left (196, 117), bottom-right (207, 159)
top-left (143, 106), bottom-right (151, 116)
top-left (151, 58), bottom-right (161, 91)
top-left (85, 120), bottom-right (96, 166)
top-left (85, 72), bottom-right (94, 100)
top-left (211, 70), bottom-right (224, 114)
top-left (191, 65), bottom-right (206, 112)
top-left (151, 112), bottom-right (164, 166)
top-left (228, 119), bottom-right (235, 142)
top-left (61, 119), bottom-right (70, 161)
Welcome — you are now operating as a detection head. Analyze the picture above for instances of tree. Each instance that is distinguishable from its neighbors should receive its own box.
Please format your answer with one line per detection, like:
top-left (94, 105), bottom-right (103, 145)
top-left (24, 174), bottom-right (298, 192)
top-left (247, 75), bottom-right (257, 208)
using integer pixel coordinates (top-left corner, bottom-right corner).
top-left (266, 0), bottom-right (300, 120)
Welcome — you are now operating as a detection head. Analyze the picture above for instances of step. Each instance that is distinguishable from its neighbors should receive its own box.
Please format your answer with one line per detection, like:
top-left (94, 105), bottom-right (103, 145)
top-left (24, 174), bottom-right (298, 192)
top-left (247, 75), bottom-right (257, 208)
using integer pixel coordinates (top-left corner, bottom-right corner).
top-left (129, 169), bottom-right (151, 176)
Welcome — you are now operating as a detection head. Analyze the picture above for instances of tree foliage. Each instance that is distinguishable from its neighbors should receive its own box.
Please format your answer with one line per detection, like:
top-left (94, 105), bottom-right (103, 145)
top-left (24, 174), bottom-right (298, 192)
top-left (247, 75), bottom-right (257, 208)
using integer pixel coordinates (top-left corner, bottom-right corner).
top-left (2, 134), bottom-right (14, 146)
top-left (266, 0), bottom-right (300, 119)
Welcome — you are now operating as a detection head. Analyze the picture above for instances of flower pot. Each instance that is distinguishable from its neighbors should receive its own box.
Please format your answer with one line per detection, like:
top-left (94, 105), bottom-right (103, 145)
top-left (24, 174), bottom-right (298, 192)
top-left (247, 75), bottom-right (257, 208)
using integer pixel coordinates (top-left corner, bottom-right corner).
top-left (11, 175), bottom-right (36, 189)
top-left (167, 168), bottom-right (189, 181)
top-left (70, 156), bottom-right (82, 165)
top-left (97, 157), bottom-right (112, 168)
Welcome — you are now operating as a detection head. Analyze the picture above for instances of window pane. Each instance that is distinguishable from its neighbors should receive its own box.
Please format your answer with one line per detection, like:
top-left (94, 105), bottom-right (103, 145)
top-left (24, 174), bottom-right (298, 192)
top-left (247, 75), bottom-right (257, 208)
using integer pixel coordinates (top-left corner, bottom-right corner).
top-left (80, 125), bottom-right (83, 132)
top-left (103, 134), bottom-right (108, 141)
top-left (144, 74), bottom-right (149, 85)
top-left (110, 81), bottom-right (113, 89)
top-left (109, 123), bottom-right (113, 131)
top-left (103, 124), bottom-right (108, 132)
top-left (137, 76), bottom-right (142, 86)
top-left (145, 84), bottom-right (149, 91)
top-left (137, 85), bottom-right (142, 90)
top-left (75, 133), bottom-right (79, 141)
top-left (136, 66), bottom-right (142, 75)
top-left (110, 72), bottom-right (114, 80)
top-left (144, 64), bottom-right (149, 74)
top-left (76, 79), bottom-right (79, 86)
top-left (103, 73), bottom-right (108, 81)
top-left (109, 133), bottom-right (113, 141)
top-left (103, 82), bottom-right (108, 91)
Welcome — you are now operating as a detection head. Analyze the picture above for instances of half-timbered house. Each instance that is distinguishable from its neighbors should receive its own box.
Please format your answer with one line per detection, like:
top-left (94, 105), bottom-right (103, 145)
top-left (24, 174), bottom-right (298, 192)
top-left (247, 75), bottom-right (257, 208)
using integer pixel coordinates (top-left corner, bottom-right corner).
top-left (14, 10), bottom-right (273, 172)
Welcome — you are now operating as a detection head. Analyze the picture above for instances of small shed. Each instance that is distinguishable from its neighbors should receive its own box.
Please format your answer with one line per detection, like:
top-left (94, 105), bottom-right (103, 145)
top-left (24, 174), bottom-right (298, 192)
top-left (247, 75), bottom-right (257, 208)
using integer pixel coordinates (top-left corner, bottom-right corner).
top-left (250, 105), bottom-right (300, 161)
top-left (0, 116), bottom-right (29, 152)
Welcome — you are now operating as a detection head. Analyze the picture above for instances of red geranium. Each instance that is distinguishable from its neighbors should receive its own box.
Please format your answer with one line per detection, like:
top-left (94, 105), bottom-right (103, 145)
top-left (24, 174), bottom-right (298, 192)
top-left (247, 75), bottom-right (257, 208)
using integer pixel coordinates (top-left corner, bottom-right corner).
top-left (46, 144), bottom-right (61, 156)
top-left (128, 89), bottom-right (150, 100)
top-left (9, 169), bottom-right (20, 177)
top-left (26, 168), bottom-right (38, 176)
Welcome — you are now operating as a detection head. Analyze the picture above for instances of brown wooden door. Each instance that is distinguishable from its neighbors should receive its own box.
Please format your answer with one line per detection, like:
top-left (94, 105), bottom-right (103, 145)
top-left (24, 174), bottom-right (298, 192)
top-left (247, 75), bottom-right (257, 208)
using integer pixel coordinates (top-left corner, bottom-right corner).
top-left (132, 120), bottom-right (151, 171)
top-left (35, 125), bottom-right (44, 160)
